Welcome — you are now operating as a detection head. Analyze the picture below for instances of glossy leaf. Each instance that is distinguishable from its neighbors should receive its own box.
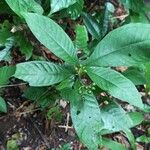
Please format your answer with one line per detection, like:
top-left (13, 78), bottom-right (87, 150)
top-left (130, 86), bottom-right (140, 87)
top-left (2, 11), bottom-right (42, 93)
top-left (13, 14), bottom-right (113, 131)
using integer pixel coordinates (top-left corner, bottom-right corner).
top-left (50, 0), bottom-right (76, 14)
top-left (5, 0), bottom-right (43, 16)
top-left (102, 2), bottom-right (115, 37)
top-left (75, 25), bottom-right (89, 54)
top-left (82, 12), bottom-right (101, 40)
top-left (23, 13), bottom-right (77, 64)
top-left (0, 37), bottom-right (14, 62)
top-left (0, 66), bottom-right (15, 87)
top-left (0, 97), bottom-right (7, 113)
top-left (120, 0), bottom-right (144, 13)
top-left (102, 138), bottom-right (127, 150)
top-left (143, 104), bottom-right (150, 113)
top-left (128, 112), bottom-right (144, 127)
top-left (86, 23), bottom-right (150, 67)
top-left (66, 0), bottom-right (84, 19)
top-left (124, 129), bottom-right (136, 150)
top-left (71, 92), bottom-right (103, 150)
top-left (101, 111), bottom-right (144, 135)
top-left (86, 66), bottom-right (143, 108)
top-left (14, 61), bottom-right (70, 86)
top-left (122, 67), bottom-right (146, 85)
top-left (100, 101), bottom-right (133, 135)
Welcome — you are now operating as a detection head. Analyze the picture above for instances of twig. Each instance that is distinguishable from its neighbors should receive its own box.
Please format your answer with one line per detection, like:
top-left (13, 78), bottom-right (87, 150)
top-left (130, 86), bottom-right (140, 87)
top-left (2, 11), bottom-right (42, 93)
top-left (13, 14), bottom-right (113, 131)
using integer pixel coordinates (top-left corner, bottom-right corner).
top-left (15, 101), bottom-right (29, 111)
top-left (0, 83), bottom-right (27, 88)
top-left (65, 112), bottom-right (70, 132)
top-left (29, 118), bottom-right (51, 149)
top-left (112, 14), bottom-right (128, 20)
top-left (58, 125), bottom-right (73, 129)
top-left (58, 113), bottom-right (73, 131)
top-left (15, 108), bottom-right (40, 116)
top-left (88, 0), bottom-right (98, 13)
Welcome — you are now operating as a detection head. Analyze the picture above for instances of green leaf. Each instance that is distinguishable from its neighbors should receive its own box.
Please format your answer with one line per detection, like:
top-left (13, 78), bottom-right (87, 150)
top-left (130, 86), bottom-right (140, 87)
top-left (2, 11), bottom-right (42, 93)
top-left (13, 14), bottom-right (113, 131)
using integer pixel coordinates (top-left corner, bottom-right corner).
top-left (86, 23), bottom-right (150, 67)
top-left (5, 0), bottom-right (43, 16)
top-left (75, 25), bottom-right (89, 54)
top-left (0, 66), bottom-right (16, 87)
top-left (47, 106), bottom-right (62, 121)
top-left (124, 129), bottom-right (136, 150)
top-left (102, 2), bottom-right (115, 37)
top-left (128, 112), bottom-right (144, 127)
top-left (122, 67), bottom-right (146, 85)
top-left (60, 143), bottom-right (71, 150)
top-left (23, 13), bottom-right (77, 64)
top-left (0, 1), bottom-right (12, 14)
top-left (15, 33), bottom-right (33, 60)
top-left (56, 75), bottom-right (74, 90)
top-left (59, 79), bottom-right (80, 103)
top-left (119, 0), bottom-right (144, 13)
top-left (143, 103), bottom-right (150, 113)
top-left (50, 0), bottom-right (76, 14)
top-left (0, 97), bottom-right (7, 113)
top-left (129, 13), bottom-right (149, 23)
top-left (71, 92), bottom-right (103, 150)
top-left (0, 20), bottom-right (12, 45)
top-left (23, 87), bottom-right (54, 108)
top-left (136, 135), bottom-right (150, 143)
top-left (0, 37), bottom-right (14, 62)
top-left (101, 109), bottom-right (143, 135)
top-left (82, 12), bottom-right (101, 40)
top-left (144, 62), bottom-right (150, 91)
top-left (14, 61), bottom-right (70, 86)
top-left (66, 0), bottom-right (84, 19)
top-left (86, 66), bottom-right (143, 108)
top-left (60, 80), bottom-right (81, 104)
top-left (100, 101), bottom-right (133, 135)
top-left (102, 138), bottom-right (127, 150)
top-left (7, 139), bottom-right (19, 150)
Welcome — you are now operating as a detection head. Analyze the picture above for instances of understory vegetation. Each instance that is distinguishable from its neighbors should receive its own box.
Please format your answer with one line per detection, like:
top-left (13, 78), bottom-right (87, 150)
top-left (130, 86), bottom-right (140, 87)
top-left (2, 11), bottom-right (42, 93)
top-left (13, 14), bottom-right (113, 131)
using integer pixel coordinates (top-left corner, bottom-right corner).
top-left (0, 0), bottom-right (150, 149)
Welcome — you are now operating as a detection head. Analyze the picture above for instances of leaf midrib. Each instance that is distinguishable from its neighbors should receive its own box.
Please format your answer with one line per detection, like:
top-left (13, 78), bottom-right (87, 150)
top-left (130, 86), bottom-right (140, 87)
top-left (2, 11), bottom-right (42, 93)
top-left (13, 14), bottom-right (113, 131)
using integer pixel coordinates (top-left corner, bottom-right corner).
top-left (18, 72), bottom-right (65, 76)
top-left (38, 18), bottom-right (77, 63)
top-left (89, 38), bottom-right (150, 65)
top-left (87, 68), bottom-right (137, 98)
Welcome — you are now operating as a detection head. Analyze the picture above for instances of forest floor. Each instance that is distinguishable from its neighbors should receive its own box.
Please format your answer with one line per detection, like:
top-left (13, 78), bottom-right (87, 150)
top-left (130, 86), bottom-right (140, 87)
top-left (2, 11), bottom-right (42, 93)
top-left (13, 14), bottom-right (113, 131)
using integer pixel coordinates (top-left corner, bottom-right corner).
top-left (0, 0), bottom-right (150, 150)
top-left (0, 85), bottom-right (150, 150)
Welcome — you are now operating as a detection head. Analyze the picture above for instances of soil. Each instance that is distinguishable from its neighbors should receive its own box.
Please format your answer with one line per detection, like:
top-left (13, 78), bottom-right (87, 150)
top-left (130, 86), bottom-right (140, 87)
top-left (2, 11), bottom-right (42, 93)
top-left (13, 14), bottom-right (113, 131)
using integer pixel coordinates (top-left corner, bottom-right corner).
top-left (0, 84), bottom-right (149, 150)
top-left (0, 86), bottom-right (80, 150)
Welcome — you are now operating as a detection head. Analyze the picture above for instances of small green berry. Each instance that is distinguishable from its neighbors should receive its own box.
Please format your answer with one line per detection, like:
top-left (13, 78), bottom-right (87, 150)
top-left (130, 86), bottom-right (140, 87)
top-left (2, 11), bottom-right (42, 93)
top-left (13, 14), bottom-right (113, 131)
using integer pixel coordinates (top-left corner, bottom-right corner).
top-left (91, 87), bottom-right (96, 90)
top-left (75, 67), bottom-right (78, 71)
top-left (92, 83), bottom-right (96, 86)
top-left (79, 64), bottom-right (83, 67)
top-left (88, 90), bottom-right (92, 94)
top-left (79, 90), bottom-right (82, 94)
top-left (84, 69), bottom-right (87, 73)
top-left (104, 101), bottom-right (109, 105)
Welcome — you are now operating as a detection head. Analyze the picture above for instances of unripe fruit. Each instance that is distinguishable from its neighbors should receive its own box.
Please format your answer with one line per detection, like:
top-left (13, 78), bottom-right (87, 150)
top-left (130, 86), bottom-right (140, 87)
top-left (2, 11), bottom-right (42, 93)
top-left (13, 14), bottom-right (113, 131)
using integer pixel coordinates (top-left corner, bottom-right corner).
top-left (92, 83), bottom-right (96, 86)
top-left (88, 90), bottom-right (92, 94)
top-left (91, 87), bottom-right (96, 90)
